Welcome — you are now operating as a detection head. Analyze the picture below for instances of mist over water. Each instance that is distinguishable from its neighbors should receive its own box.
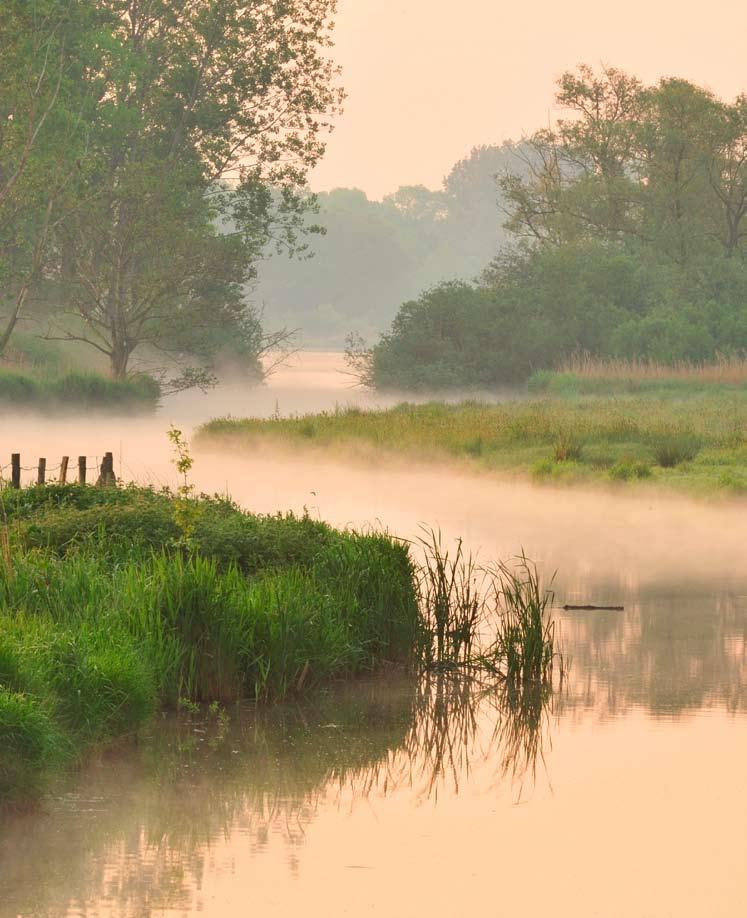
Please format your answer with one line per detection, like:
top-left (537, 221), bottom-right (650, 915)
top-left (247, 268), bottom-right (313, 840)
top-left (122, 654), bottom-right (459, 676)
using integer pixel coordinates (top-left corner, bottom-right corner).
top-left (5, 351), bottom-right (747, 593)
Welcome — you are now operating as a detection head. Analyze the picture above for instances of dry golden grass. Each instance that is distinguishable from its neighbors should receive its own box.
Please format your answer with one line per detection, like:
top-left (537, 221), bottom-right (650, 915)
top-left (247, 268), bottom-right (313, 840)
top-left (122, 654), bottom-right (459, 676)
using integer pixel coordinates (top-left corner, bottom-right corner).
top-left (560, 353), bottom-right (747, 384)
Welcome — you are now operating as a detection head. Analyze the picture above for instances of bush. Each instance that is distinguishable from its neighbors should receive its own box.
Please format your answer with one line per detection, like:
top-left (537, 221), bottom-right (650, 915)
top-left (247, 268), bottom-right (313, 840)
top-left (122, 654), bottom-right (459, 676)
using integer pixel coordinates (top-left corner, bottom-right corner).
top-left (553, 432), bottom-right (583, 462)
top-left (651, 434), bottom-right (701, 468)
top-left (609, 460), bottom-right (653, 481)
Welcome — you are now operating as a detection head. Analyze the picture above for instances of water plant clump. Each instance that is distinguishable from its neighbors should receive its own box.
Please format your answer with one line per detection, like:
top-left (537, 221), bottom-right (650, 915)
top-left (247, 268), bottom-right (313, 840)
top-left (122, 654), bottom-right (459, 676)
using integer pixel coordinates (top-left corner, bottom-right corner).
top-left (416, 531), bottom-right (562, 688)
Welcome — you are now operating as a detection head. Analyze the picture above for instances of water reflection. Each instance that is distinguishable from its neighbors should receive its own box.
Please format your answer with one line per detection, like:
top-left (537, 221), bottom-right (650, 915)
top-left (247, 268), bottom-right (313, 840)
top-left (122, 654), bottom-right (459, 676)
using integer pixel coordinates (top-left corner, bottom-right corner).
top-left (1, 673), bottom-right (553, 917)
top-left (558, 588), bottom-right (747, 718)
top-left (2, 586), bottom-right (747, 917)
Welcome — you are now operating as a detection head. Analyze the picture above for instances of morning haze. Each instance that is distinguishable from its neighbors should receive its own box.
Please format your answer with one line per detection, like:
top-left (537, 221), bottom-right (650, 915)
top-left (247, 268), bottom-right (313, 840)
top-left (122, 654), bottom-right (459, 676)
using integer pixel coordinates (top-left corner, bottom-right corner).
top-left (2, 2), bottom-right (747, 916)
top-left (311, 0), bottom-right (747, 198)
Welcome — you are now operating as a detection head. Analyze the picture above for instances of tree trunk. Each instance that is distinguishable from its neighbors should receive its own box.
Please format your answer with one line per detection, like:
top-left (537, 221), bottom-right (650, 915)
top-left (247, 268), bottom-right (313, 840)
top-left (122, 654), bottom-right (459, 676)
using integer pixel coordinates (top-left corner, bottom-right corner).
top-left (110, 340), bottom-right (131, 379)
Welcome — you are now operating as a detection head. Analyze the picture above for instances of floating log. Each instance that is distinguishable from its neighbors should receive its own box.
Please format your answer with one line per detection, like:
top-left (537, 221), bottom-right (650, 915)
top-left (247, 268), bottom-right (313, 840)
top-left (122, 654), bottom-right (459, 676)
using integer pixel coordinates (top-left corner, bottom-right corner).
top-left (562, 604), bottom-right (624, 611)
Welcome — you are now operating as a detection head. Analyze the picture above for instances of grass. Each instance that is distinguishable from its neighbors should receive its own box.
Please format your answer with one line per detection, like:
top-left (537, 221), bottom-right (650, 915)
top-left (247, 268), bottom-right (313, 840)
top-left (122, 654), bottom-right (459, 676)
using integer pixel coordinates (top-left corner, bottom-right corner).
top-left (0, 484), bottom-right (419, 803)
top-left (196, 377), bottom-right (747, 497)
top-left (0, 370), bottom-right (160, 413)
top-left (416, 531), bottom-right (561, 688)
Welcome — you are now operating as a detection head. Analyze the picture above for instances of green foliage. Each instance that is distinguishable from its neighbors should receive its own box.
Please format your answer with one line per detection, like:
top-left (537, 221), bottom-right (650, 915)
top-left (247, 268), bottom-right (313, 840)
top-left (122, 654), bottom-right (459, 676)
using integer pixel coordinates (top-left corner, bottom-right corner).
top-left (0, 370), bottom-right (160, 412)
top-left (0, 484), bottom-right (420, 802)
top-left (1, 1), bottom-right (342, 381)
top-left (365, 67), bottom-right (747, 391)
top-left (609, 460), bottom-right (653, 481)
top-left (650, 433), bottom-right (702, 468)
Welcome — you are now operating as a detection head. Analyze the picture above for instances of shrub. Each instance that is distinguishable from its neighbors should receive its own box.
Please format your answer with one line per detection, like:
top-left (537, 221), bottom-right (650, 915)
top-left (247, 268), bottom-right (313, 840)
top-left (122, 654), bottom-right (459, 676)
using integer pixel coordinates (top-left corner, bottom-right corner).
top-left (609, 460), bottom-right (653, 481)
top-left (553, 432), bottom-right (583, 462)
top-left (651, 434), bottom-right (701, 468)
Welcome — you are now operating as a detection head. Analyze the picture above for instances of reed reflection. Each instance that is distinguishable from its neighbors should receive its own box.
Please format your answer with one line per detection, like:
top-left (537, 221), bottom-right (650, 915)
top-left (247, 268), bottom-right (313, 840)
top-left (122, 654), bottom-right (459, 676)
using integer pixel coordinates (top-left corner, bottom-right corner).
top-left (0, 672), bottom-right (556, 917)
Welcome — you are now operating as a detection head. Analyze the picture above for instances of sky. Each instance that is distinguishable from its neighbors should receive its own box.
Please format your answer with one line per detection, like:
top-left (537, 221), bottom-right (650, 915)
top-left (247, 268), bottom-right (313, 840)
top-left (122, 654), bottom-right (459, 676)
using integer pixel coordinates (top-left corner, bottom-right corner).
top-left (309, 0), bottom-right (747, 200)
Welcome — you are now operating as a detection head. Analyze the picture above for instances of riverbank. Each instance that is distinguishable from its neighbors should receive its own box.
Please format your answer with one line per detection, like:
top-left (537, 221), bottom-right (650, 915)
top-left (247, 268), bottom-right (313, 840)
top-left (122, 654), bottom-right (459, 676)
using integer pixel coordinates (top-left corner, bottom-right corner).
top-left (0, 484), bottom-right (418, 804)
top-left (197, 380), bottom-right (747, 497)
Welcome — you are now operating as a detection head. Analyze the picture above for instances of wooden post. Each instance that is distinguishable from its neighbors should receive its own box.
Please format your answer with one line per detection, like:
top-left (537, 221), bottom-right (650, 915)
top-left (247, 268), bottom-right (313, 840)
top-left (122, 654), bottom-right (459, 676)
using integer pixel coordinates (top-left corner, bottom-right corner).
top-left (11, 454), bottom-right (20, 489)
top-left (37, 458), bottom-right (46, 486)
top-left (98, 451), bottom-right (115, 487)
top-left (60, 456), bottom-right (69, 485)
top-left (78, 456), bottom-right (86, 485)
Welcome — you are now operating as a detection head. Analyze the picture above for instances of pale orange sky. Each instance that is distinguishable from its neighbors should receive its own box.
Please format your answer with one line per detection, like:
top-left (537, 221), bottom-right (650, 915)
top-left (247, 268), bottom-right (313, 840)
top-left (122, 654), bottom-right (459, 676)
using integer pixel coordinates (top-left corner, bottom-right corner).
top-left (310, 0), bottom-right (747, 199)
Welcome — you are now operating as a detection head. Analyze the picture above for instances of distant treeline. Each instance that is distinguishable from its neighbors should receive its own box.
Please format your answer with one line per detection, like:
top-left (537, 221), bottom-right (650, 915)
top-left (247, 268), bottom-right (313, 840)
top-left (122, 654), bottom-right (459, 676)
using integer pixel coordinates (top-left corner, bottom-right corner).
top-left (254, 144), bottom-right (521, 346)
top-left (352, 66), bottom-right (747, 390)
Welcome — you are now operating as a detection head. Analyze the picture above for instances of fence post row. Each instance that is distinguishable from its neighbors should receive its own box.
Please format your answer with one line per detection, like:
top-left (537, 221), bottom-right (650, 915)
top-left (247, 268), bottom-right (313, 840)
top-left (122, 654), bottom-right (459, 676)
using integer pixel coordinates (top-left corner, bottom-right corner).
top-left (3, 452), bottom-right (112, 488)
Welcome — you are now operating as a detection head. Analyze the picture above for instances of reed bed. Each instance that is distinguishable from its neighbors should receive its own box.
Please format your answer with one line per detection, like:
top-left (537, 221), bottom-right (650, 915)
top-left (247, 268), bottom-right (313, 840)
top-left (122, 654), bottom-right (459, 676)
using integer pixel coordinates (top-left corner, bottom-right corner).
top-left (559, 353), bottom-right (747, 384)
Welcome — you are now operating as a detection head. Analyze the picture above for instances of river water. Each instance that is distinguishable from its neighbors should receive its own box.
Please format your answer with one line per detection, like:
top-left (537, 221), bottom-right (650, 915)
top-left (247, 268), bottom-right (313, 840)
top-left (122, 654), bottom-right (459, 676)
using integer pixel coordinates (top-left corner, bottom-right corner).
top-left (2, 353), bottom-right (747, 917)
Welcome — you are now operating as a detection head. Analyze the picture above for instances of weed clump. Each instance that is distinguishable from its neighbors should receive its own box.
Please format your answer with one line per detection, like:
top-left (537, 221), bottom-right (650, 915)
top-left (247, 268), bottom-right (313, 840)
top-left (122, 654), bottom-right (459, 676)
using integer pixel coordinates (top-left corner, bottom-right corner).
top-left (651, 433), bottom-right (701, 468)
top-left (416, 532), bottom-right (562, 688)
top-left (553, 432), bottom-right (583, 462)
top-left (609, 460), bottom-right (653, 481)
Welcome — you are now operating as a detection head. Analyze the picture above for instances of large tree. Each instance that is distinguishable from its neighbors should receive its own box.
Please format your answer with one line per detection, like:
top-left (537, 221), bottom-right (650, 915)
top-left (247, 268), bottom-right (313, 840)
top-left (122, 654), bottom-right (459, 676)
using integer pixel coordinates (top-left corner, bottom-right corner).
top-left (502, 65), bottom-right (747, 262)
top-left (44, 0), bottom-right (343, 380)
top-left (0, 0), bottom-right (88, 357)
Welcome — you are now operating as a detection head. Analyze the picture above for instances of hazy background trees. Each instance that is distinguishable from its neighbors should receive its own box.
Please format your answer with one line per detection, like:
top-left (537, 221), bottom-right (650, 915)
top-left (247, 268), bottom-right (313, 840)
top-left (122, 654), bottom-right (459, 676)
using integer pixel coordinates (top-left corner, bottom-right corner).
top-left (252, 143), bottom-right (521, 346)
top-left (365, 66), bottom-right (747, 390)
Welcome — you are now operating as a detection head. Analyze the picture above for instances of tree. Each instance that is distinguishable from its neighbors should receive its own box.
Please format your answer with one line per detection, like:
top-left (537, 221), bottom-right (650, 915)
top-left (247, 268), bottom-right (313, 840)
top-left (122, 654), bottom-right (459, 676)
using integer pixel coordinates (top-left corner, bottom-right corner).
top-left (501, 65), bottom-right (747, 263)
top-left (45, 0), bottom-right (343, 380)
top-left (0, 0), bottom-right (86, 357)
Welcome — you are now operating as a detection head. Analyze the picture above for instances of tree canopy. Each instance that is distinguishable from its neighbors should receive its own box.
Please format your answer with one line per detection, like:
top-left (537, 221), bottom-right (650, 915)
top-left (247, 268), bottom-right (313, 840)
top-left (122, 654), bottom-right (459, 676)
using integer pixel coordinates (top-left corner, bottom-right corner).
top-left (365, 66), bottom-right (747, 390)
top-left (0, 0), bottom-right (343, 383)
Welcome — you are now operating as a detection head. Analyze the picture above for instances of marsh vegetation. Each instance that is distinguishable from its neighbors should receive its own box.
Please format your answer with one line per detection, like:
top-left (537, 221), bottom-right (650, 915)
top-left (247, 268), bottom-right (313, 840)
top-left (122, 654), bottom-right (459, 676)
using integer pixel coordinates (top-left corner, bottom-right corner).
top-left (0, 479), bottom-right (561, 805)
top-left (200, 364), bottom-right (747, 496)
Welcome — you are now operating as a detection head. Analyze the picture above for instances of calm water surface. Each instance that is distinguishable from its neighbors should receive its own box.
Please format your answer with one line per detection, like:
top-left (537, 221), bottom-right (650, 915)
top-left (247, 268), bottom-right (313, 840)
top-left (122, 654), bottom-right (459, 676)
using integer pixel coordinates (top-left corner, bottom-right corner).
top-left (3, 354), bottom-right (747, 916)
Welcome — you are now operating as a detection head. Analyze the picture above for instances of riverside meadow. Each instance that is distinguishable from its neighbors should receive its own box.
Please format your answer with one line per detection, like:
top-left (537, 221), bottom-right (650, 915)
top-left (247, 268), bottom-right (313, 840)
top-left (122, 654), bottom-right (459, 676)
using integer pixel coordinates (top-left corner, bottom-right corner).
top-left (198, 361), bottom-right (747, 497)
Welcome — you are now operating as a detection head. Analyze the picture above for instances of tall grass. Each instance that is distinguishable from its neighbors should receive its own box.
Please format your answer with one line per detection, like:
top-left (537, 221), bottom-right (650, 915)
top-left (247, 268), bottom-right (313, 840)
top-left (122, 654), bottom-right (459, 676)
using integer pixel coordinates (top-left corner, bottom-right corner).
top-left (0, 485), bottom-right (421, 803)
top-left (416, 532), bottom-right (562, 687)
top-left (559, 353), bottom-right (747, 384)
top-left (0, 370), bottom-right (160, 412)
top-left (197, 384), bottom-right (747, 495)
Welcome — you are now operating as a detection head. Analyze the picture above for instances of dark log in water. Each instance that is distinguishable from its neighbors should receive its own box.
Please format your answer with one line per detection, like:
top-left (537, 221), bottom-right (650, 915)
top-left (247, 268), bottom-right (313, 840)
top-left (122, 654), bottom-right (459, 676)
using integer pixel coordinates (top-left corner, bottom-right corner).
top-left (562, 604), bottom-right (624, 611)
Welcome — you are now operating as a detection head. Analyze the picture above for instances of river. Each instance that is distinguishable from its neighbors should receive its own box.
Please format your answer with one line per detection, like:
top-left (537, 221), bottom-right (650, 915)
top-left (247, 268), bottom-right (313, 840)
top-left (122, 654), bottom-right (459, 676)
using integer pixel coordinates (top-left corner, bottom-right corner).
top-left (2, 352), bottom-right (746, 917)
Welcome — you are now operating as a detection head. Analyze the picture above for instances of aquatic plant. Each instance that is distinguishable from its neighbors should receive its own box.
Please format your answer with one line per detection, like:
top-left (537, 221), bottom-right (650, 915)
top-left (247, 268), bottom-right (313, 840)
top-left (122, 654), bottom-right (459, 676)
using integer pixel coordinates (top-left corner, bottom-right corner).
top-left (416, 531), bottom-right (562, 687)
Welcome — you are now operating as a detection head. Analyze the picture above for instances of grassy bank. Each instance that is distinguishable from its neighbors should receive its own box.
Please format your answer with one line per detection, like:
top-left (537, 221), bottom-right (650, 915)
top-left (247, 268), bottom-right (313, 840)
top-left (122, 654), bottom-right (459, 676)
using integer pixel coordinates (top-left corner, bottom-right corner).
top-left (0, 370), bottom-right (160, 413)
top-left (197, 378), bottom-right (747, 496)
top-left (0, 484), bottom-right (418, 803)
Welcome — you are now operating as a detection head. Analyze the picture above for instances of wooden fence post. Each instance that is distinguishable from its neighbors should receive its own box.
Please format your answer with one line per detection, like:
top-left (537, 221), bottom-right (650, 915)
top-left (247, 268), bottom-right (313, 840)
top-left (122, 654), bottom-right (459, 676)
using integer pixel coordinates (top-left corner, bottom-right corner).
top-left (78, 456), bottom-right (86, 485)
top-left (97, 451), bottom-right (115, 487)
top-left (11, 454), bottom-right (20, 489)
top-left (60, 456), bottom-right (69, 484)
top-left (37, 458), bottom-right (46, 486)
